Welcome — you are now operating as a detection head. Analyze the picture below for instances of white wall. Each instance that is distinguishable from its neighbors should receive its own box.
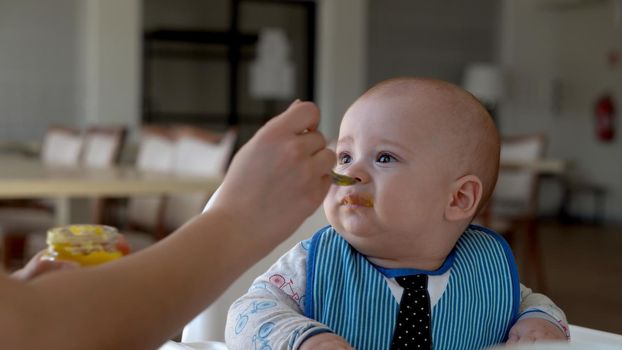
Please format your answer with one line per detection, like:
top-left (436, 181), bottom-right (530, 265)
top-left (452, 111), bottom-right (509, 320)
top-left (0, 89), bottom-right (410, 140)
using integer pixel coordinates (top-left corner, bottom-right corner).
top-left (0, 0), bottom-right (81, 140)
top-left (0, 0), bottom-right (357, 143)
top-left (0, 0), bottom-right (141, 141)
top-left (316, 0), bottom-right (368, 140)
top-left (80, 0), bottom-right (141, 130)
top-left (367, 0), bottom-right (498, 86)
top-left (6, 0), bottom-right (615, 221)
top-left (499, 0), bottom-right (622, 222)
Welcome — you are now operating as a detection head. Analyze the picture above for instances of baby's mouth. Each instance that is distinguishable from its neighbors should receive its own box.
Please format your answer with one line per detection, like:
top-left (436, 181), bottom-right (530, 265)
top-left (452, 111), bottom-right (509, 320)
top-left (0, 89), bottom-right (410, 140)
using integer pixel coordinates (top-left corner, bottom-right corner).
top-left (341, 194), bottom-right (374, 208)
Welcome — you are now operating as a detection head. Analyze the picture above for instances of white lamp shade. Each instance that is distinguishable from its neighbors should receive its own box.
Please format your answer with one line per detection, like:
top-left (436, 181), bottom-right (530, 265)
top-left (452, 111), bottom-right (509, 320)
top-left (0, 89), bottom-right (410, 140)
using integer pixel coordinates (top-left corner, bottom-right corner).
top-left (249, 61), bottom-right (294, 100)
top-left (249, 27), bottom-right (295, 100)
top-left (463, 63), bottom-right (504, 104)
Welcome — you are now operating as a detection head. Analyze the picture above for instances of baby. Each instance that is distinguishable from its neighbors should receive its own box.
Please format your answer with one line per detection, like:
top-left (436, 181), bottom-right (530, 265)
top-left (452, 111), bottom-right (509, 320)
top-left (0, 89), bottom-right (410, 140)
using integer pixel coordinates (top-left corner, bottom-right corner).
top-left (225, 78), bottom-right (568, 350)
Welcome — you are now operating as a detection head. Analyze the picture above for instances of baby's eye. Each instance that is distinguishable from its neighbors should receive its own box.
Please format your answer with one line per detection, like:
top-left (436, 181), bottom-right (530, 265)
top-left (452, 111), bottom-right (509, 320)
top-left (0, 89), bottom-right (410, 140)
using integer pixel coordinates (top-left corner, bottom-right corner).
top-left (376, 152), bottom-right (397, 163)
top-left (338, 153), bottom-right (352, 165)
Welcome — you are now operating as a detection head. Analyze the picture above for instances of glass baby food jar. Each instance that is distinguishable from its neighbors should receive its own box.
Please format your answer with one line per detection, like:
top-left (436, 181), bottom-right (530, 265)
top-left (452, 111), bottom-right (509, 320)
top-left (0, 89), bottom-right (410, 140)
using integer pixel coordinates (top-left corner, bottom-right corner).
top-left (44, 225), bottom-right (123, 266)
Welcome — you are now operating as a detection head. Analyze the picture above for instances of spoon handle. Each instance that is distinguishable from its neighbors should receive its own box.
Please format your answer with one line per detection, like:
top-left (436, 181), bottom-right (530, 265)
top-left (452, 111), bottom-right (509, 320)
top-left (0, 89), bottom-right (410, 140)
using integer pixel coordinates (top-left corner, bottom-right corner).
top-left (330, 170), bottom-right (357, 186)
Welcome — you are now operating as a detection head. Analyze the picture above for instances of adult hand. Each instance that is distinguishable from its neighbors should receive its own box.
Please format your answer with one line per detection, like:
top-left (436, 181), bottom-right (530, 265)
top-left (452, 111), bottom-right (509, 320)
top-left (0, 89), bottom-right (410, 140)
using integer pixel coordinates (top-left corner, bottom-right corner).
top-left (299, 332), bottom-right (355, 350)
top-left (11, 251), bottom-right (79, 281)
top-left (0, 102), bottom-right (334, 350)
top-left (506, 317), bottom-right (567, 344)
top-left (211, 101), bottom-right (335, 250)
top-left (12, 233), bottom-right (132, 282)
top-left (116, 234), bottom-right (131, 256)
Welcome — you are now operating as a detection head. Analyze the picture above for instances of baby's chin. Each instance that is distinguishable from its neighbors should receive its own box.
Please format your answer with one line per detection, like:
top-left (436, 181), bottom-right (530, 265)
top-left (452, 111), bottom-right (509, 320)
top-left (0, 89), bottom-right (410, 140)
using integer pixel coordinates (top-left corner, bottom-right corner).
top-left (333, 224), bottom-right (380, 246)
top-left (337, 231), bottom-right (388, 260)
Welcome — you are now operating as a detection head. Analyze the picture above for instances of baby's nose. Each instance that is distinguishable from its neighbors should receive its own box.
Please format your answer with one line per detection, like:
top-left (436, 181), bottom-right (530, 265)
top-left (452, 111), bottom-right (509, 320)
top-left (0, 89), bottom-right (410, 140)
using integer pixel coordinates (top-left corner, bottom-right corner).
top-left (345, 166), bottom-right (370, 184)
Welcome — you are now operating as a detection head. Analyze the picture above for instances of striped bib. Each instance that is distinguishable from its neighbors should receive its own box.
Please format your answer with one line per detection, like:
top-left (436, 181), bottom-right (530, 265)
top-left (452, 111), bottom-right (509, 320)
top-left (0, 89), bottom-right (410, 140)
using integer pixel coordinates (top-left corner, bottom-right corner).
top-left (304, 225), bottom-right (520, 350)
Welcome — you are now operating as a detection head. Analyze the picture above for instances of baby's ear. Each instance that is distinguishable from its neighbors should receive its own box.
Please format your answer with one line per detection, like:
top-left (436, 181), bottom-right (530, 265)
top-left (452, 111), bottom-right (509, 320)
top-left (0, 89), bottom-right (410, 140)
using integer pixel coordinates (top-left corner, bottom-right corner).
top-left (445, 174), bottom-right (483, 222)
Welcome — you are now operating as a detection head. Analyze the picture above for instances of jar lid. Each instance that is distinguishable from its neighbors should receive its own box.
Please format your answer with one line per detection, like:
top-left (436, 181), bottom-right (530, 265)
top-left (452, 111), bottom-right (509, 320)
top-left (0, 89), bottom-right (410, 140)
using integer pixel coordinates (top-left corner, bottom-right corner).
top-left (47, 225), bottom-right (118, 246)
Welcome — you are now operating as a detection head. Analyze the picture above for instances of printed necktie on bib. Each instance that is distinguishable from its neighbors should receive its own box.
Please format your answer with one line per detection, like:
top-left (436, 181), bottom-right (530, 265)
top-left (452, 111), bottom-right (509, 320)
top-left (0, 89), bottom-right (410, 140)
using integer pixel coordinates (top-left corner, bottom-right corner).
top-left (390, 274), bottom-right (432, 350)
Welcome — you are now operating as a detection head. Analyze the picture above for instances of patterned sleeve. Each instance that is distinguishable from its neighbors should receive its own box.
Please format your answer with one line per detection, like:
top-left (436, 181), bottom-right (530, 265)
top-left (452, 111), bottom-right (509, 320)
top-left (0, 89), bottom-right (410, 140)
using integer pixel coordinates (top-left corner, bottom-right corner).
top-left (517, 283), bottom-right (570, 338)
top-left (225, 240), bottom-right (332, 350)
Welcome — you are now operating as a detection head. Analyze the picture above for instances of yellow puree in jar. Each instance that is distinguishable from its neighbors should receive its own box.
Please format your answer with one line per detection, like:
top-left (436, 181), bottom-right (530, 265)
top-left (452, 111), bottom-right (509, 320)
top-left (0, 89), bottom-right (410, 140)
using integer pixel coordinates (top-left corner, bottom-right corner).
top-left (46, 225), bottom-right (123, 266)
top-left (50, 242), bottom-right (123, 266)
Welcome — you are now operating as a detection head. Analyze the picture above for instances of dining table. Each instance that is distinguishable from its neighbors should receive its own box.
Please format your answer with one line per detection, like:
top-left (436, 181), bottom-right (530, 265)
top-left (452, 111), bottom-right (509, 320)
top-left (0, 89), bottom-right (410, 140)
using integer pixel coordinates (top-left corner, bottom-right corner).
top-left (0, 154), bottom-right (222, 225)
top-left (0, 152), bottom-right (568, 226)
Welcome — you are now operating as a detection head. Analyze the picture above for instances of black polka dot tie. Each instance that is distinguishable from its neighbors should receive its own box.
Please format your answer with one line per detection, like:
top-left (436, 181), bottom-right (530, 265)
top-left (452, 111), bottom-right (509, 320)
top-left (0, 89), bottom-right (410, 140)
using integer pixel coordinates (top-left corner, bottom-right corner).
top-left (390, 274), bottom-right (432, 350)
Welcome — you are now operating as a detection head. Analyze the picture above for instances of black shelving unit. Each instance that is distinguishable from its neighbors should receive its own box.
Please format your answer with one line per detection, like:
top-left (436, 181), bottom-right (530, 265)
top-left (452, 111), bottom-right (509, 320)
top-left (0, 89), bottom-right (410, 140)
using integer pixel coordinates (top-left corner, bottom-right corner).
top-left (142, 0), bottom-right (316, 128)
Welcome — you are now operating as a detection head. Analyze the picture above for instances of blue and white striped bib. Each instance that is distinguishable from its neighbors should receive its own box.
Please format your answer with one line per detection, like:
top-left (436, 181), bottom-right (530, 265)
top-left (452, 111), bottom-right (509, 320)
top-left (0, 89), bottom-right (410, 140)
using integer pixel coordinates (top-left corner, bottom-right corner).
top-left (304, 225), bottom-right (520, 350)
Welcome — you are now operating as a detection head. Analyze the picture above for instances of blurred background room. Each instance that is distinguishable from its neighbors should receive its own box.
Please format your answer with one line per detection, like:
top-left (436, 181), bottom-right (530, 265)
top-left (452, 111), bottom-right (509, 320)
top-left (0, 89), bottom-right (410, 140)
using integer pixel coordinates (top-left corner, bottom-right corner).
top-left (0, 0), bottom-right (620, 340)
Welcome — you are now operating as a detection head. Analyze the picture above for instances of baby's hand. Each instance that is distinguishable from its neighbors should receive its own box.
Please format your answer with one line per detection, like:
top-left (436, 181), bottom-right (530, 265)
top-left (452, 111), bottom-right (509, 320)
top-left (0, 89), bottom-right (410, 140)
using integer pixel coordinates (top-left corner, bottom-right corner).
top-left (11, 251), bottom-right (80, 281)
top-left (299, 332), bottom-right (354, 350)
top-left (507, 317), bottom-right (567, 344)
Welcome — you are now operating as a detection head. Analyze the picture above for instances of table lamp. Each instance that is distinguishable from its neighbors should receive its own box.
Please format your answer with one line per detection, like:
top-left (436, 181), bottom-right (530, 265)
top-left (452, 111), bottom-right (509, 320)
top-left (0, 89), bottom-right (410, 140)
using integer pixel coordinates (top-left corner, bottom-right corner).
top-left (249, 27), bottom-right (295, 120)
top-left (462, 63), bottom-right (505, 124)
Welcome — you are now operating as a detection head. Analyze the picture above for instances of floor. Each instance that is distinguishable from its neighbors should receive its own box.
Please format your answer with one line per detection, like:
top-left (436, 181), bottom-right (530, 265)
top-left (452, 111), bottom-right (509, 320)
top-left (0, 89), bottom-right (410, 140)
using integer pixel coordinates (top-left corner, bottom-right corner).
top-left (512, 220), bottom-right (622, 334)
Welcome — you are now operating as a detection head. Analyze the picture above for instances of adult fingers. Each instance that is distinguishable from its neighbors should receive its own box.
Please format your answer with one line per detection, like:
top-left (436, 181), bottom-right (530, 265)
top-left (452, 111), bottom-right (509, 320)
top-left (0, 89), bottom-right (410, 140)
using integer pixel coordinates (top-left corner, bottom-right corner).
top-left (295, 130), bottom-right (329, 157)
top-left (31, 259), bottom-right (79, 278)
top-left (309, 149), bottom-right (336, 204)
top-left (311, 147), bottom-right (337, 175)
top-left (49, 260), bottom-right (80, 270)
top-left (270, 101), bottom-right (321, 134)
top-left (116, 234), bottom-right (131, 255)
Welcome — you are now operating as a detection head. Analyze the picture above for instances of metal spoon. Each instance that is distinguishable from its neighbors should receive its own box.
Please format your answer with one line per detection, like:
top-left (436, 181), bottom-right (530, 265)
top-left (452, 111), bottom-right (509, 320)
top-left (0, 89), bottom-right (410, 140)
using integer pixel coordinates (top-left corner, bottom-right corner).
top-left (330, 170), bottom-right (358, 186)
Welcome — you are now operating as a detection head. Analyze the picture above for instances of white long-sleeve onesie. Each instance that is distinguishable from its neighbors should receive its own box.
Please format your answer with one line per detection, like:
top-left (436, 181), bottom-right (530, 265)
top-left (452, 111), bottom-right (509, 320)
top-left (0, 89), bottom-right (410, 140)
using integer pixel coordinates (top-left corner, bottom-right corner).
top-left (225, 241), bottom-right (568, 350)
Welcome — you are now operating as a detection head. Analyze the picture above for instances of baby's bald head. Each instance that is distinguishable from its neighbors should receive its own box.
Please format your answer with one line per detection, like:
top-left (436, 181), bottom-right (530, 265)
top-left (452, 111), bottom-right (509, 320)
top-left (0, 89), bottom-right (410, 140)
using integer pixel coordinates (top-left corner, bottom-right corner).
top-left (357, 77), bottom-right (500, 209)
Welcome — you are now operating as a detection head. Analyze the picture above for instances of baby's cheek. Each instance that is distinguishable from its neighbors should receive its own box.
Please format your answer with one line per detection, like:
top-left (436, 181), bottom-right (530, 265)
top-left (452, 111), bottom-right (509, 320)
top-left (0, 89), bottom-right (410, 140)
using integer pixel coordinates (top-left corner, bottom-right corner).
top-left (322, 192), bottom-right (341, 226)
top-left (322, 188), bottom-right (337, 210)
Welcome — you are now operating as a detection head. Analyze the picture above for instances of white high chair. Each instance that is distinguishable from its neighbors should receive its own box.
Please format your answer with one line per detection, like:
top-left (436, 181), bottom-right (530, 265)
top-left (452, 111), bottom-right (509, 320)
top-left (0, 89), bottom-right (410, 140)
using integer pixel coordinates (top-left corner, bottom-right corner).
top-left (175, 190), bottom-right (622, 349)
top-left (169, 324), bottom-right (622, 350)
top-left (455, 325), bottom-right (622, 350)
top-left (568, 324), bottom-right (622, 347)
top-left (179, 187), bottom-right (329, 344)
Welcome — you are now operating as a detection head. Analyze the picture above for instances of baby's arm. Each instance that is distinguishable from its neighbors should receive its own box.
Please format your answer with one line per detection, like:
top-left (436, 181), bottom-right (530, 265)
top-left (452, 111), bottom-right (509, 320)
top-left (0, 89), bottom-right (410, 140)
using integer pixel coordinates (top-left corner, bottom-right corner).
top-left (507, 284), bottom-right (570, 343)
top-left (225, 241), bottom-right (338, 350)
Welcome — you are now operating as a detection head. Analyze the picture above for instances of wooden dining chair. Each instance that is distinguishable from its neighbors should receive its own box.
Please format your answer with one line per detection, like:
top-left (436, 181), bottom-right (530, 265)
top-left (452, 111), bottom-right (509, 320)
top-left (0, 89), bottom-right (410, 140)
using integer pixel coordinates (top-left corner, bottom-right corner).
top-left (480, 133), bottom-right (548, 291)
top-left (121, 126), bottom-right (237, 252)
top-left (122, 126), bottom-right (177, 250)
top-left (82, 126), bottom-right (126, 168)
top-left (81, 126), bottom-right (127, 224)
top-left (0, 126), bottom-right (83, 268)
top-left (40, 126), bottom-right (84, 166)
top-left (162, 127), bottom-right (237, 233)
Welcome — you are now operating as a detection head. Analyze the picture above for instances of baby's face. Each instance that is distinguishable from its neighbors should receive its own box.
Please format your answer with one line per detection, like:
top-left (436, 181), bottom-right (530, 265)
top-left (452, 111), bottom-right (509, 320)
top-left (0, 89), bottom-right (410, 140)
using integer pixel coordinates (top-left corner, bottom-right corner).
top-left (323, 94), bottom-right (458, 263)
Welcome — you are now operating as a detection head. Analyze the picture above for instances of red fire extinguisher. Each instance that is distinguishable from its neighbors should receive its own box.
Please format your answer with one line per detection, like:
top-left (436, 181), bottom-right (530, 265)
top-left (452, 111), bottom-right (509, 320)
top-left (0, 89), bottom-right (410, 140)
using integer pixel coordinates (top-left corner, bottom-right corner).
top-left (595, 94), bottom-right (615, 142)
